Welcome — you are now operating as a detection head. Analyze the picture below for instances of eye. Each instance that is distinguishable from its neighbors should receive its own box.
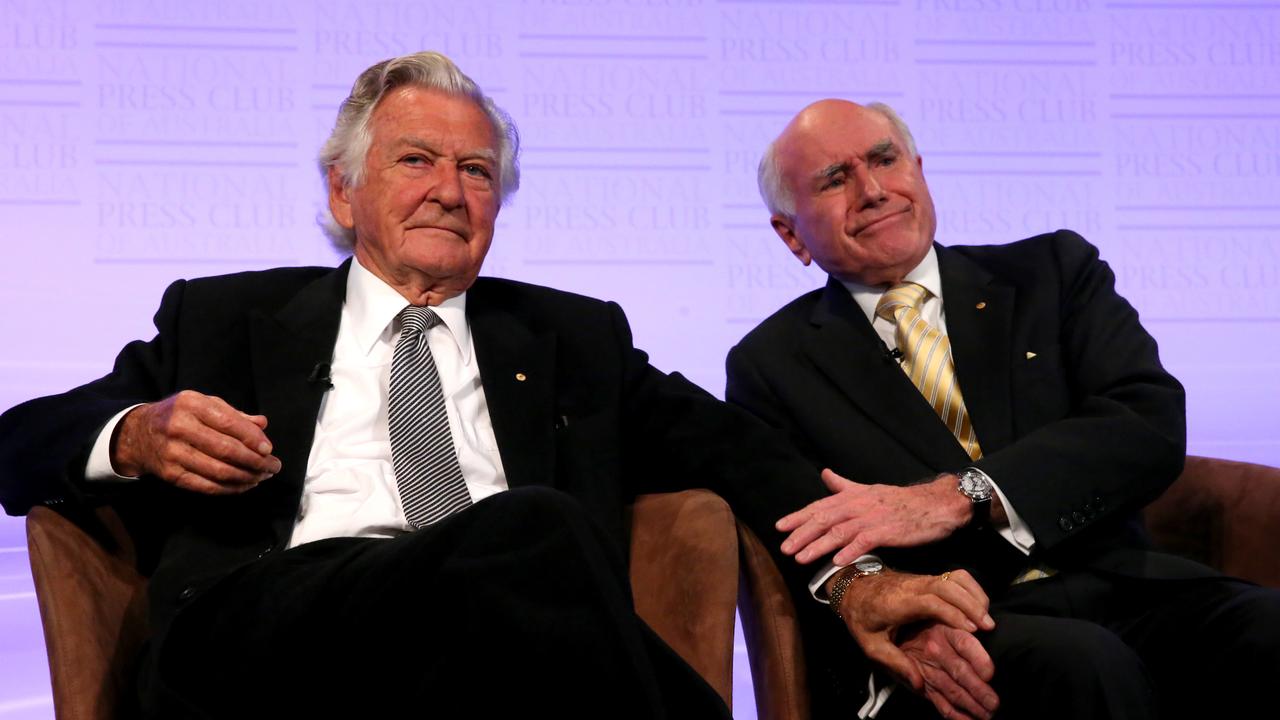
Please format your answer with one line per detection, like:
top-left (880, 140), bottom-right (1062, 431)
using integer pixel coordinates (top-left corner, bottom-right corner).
top-left (875, 153), bottom-right (898, 168)
top-left (401, 154), bottom-right (430, 167)
top-left (821, 175), bottom-right (845, 191)
top-left (461, 163), bottom-right (493, 180)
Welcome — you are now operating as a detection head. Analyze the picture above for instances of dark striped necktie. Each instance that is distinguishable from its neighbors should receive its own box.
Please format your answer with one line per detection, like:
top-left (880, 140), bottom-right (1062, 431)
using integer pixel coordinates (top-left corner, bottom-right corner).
top-left (388, 305), bottom-right (471, 528)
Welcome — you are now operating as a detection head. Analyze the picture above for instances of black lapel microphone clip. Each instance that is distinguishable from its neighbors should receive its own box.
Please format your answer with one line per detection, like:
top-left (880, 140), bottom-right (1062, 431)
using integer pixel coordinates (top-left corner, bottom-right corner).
top-left (879, 341), bottom-right (904, 364)
top-left (307, 362), bottom-right (334, 389)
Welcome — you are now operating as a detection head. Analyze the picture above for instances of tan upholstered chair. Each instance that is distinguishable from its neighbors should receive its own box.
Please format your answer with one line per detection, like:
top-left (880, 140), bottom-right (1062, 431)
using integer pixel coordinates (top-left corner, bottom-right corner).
top-left (27, 489), bottom-right (740, 720)
top-left (27, 505), bottom-right (147, 720)
top-left (1142, 456), bottom-right (1280, 588)
top-left (735, 455), bottom-right (1280, 720)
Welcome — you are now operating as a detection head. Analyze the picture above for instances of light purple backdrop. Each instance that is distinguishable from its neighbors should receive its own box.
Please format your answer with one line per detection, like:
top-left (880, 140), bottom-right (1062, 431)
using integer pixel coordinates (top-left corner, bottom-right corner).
top-left (2, 1), bottom-right (1278, 717)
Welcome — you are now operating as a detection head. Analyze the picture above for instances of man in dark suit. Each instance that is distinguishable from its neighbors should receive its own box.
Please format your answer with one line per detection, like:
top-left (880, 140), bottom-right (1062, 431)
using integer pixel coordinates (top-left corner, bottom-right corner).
top-left (0, 52), bottom-right (829, 719)
top-left (726, 99), bottom-right (1280, 720)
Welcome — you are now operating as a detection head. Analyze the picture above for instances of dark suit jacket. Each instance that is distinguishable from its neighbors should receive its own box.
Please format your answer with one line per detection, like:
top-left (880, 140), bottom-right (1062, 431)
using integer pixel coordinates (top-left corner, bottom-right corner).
top-left (725, 229), bottom-right (1198, 709)
top-left (0, 259), bottom-right (825, 638)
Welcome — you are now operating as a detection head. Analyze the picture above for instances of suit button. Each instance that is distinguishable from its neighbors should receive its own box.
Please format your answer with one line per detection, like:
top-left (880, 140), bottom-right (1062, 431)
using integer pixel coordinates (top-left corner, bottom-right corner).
top-left (177, 586), bottom-right (197, 602)
top-left (1094, 496), bottom-right (1106, 511)
top-left (1059, 516), bottom-right (1075, 532)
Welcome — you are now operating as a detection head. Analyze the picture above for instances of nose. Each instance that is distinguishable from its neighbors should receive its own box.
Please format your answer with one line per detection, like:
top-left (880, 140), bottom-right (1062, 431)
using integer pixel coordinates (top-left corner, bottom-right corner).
top-left (426, 163), bottom-right (465, 210)
top-left (851, 165), bottom-right (887, 210)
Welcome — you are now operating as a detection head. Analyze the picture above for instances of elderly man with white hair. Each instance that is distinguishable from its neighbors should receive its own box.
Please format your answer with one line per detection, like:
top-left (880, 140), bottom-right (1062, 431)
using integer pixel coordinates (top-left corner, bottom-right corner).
top-left (0, 52), bottom-right (830, 719)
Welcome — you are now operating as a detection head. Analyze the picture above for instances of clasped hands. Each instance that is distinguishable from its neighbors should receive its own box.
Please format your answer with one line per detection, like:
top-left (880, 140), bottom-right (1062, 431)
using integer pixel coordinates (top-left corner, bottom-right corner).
top-left (111, 390), bottom-right (280, 495)
top-left (834, 568), bottom-right (1000, 720)
top-left (789, 470), bottom-right (999, 718)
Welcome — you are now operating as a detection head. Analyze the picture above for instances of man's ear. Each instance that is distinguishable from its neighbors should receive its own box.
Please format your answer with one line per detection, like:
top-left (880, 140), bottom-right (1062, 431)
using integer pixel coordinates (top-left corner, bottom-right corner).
top-left (772, 214), bottom-right (811, 266)
top-left (327, 166), bottom-right (355, 231)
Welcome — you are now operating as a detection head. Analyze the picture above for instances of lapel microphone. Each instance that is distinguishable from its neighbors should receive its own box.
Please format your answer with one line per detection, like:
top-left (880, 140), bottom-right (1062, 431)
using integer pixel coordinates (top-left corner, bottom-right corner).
top-left (307, 362), bottom-right (334, 389)
top-left (879, 340), bottom-right (904, 364)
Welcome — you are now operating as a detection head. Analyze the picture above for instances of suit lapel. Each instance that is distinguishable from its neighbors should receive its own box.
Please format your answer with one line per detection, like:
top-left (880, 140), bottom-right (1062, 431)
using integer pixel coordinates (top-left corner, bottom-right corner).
top-left (249, 261), bottom-right (349, 512)
top-left (467, 281), bottom-right (556, 490)
top-left (804, 276), bottom-right (969, 467)
top-left (938, 246), bottom-right (1015, 454)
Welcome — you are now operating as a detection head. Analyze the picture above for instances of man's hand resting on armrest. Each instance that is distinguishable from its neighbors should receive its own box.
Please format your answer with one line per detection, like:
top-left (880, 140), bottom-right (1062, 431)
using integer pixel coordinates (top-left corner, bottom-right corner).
top-left (827, 567), bottom-right (999, 720)
top-left (112, 390), bottom-right (281, 495)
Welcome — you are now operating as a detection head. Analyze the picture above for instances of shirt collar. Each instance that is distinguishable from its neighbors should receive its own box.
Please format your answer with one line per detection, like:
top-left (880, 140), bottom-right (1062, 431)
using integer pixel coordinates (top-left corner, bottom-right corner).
top-left (841, 245), bottom-right (941, 323)
top-left (346, 257), bottom-right (472, 364)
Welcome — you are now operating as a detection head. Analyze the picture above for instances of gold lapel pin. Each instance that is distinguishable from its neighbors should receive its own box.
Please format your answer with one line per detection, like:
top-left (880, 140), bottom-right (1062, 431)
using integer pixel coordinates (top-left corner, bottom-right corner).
top-left (975, 301), bottom-right (987, 310)
top-left (515, 372), bottom-right (527, 382)
top-left (1026, 352), bottom-right (1037, 360)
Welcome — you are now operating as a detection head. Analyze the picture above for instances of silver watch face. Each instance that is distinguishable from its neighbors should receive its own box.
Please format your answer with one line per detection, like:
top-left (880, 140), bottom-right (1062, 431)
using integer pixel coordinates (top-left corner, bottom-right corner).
top-left (958, 470), bottom-right (993, 502)
top-left (853, 559), bottom-right (884, 576)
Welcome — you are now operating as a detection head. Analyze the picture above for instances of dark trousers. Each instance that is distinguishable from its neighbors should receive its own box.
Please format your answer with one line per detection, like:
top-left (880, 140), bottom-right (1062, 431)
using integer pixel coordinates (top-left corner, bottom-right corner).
top-left (139, 486), bottom-right (730, 720)
top-left (891, 570), bottom-right (1280, 719)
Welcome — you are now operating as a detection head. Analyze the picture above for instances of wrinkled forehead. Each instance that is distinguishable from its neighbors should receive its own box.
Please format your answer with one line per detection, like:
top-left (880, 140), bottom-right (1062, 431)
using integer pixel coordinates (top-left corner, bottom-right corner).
top-left (369, 85), bottom-right (499, 150)
top-left (777, 106), bottom-right (897, 177)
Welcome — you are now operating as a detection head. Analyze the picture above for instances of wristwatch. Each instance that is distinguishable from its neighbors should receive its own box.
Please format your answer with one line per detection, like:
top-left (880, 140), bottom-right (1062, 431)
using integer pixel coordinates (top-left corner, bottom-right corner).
top-left (828, 559), bottom-right (884, 621)
top-left (956, 467), bottom-right (993, 529)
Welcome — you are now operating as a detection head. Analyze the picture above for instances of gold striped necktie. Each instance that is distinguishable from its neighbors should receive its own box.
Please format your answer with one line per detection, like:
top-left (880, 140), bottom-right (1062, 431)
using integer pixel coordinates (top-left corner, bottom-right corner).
top-left (877, 285), bottom-right (1055, 584)
top-left (875, 282), bottom-right (982, 461)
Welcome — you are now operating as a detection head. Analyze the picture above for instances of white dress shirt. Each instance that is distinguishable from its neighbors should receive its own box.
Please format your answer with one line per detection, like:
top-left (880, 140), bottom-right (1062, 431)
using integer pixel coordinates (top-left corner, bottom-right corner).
top-left (288, 259), bottom-right (507, 547)
top-left (87, 258), bottom-right (509, 549)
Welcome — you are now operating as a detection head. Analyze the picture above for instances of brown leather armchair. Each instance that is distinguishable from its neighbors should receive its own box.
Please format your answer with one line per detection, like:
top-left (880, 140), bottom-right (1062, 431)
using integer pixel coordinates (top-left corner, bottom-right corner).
top-left (735, 455), bottom-right (1280, 720)
top-left (27, 489), bottom-right (740, 720)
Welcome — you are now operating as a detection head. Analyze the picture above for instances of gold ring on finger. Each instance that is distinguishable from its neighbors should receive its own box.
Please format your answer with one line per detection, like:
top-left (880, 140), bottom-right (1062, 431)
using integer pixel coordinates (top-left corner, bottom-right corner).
top-left (941, 571), bottom-right (951, 582)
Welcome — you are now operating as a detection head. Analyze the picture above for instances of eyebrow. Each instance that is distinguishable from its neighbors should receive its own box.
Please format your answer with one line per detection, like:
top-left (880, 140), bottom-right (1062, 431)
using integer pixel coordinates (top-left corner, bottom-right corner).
top-left (465, 147), bottom-right (498, 164)
top-left (866, 139), bottom-right (897, 163)
top-left (811, 138), bottom-right (899, 184)
top-left (396, 136), bottom-right (439, 155)
top-left (814, 161), bottom-right (850, 185)
top-left (395, 136), bottom-right (498, 164)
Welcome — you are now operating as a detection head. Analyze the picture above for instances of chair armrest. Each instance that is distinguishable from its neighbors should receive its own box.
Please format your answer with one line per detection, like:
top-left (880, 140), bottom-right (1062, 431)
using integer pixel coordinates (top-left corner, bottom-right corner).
top-left (1144, 455), bottom-right (1280, 588)
top-left (736, 520), bottom-right (809, 720)
top-left (27, 506), bottom-right (148, 720)
top-left (628, 490), bottom-right (738, 707)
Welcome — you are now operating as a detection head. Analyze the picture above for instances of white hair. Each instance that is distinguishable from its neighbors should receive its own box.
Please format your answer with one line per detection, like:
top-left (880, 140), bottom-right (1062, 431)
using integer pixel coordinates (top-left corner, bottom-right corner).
top-left (757, 101), bottom-right (919, 218)
top-left (316, 51), bottom-right (520, 251)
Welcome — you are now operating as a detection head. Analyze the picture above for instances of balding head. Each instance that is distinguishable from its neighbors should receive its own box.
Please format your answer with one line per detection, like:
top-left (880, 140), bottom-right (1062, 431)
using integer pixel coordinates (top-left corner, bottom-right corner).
top-left (759, 100), bottom-right (918, 218)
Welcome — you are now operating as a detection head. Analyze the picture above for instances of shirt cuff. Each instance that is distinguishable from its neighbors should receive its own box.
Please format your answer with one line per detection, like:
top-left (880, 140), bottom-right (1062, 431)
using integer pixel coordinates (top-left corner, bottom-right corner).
top-left (858, 675), bottom-right (896, 719)
top-left (85, 405), bottom-right (145, 482)
top-left (977, 468), bottom-right (1035, 555)
top-left (808, 554), bottom-right (882, 604)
